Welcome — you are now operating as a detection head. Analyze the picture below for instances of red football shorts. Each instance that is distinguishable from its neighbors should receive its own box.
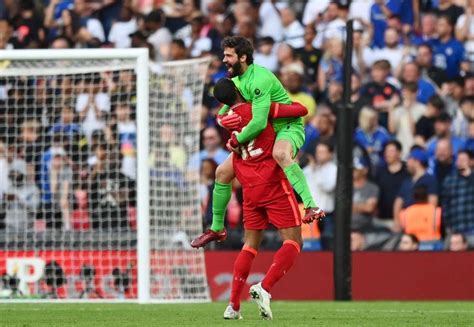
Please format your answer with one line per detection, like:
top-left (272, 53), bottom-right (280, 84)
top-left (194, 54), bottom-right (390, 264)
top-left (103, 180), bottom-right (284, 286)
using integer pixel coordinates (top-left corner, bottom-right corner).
top-left (242, 179), bottom-right (302, 230)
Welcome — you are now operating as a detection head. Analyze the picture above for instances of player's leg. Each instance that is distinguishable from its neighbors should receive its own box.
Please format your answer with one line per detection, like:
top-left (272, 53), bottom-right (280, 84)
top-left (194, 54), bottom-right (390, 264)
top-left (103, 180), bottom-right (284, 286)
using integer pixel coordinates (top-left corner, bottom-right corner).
top-left (191, 154), bottom-right (235, 248)
top-left (211, 153), bottom-right (235, 232)
top-left (273, 125), bottom-right (325, 223)
top-left (249, 182), bottom-right (302, 320)
top-left (225, 229), bottom-right (263, 319)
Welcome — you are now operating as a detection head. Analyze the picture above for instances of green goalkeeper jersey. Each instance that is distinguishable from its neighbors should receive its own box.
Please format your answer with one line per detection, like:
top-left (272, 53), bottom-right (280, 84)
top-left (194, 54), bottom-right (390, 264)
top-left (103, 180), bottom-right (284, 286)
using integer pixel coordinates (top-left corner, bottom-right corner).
top-left (218, 64), bottom-right (303, 144)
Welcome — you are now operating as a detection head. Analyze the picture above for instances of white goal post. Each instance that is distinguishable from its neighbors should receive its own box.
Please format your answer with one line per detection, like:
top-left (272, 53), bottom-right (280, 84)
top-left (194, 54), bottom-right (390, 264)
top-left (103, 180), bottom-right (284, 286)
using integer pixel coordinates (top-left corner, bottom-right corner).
top-left (0, 49), bottom-right (210, 303)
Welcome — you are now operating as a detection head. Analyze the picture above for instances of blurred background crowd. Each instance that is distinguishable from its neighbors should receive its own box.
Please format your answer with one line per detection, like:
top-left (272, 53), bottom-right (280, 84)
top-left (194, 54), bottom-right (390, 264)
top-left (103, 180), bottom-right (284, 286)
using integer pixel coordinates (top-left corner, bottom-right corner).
top-left (0, 0), bottom-right (473, 252)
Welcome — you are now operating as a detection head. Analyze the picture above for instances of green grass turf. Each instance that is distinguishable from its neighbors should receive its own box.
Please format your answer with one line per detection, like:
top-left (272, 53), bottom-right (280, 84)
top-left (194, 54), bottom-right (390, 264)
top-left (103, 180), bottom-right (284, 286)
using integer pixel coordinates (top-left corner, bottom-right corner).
top-left (0, 301), bottom-right (473, 326)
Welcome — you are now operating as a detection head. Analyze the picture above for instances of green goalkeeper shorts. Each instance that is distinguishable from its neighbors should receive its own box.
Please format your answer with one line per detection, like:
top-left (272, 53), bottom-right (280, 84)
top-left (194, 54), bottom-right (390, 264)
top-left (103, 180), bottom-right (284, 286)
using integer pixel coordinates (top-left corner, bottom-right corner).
top-left (275, 119), bottom-right (305, 158)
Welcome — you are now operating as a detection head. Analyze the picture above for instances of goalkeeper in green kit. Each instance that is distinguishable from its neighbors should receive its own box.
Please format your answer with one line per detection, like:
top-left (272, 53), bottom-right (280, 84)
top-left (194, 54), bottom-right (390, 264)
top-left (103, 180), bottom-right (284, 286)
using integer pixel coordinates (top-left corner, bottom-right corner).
top-left (191, 36), bottom-right (325, 248)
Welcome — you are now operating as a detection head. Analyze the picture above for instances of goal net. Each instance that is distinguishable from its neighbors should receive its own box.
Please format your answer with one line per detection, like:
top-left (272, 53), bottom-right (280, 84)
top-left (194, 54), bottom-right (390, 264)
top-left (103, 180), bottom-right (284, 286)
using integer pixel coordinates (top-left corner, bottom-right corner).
top-left (0, 49), bottom-right (210, 302)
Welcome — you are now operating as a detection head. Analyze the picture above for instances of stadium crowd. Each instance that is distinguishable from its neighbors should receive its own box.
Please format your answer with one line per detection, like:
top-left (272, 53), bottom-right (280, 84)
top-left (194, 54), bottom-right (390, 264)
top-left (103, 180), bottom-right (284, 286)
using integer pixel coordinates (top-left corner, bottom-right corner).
top-left (0, 0), bottom-right (473, 252)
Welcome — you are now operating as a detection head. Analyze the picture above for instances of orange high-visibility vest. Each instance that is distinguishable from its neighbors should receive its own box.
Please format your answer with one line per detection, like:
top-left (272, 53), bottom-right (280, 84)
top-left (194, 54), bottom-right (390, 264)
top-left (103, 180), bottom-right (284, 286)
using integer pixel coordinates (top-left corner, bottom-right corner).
top-left (299, 204), bottom-right (320, 240)
top-left (399, 204), bottom-right (442, 241)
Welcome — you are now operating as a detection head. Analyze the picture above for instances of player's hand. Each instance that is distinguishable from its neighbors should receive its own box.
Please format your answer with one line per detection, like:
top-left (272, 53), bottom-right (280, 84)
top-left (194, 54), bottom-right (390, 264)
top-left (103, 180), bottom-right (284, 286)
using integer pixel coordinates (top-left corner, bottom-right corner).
top-left (226, 132), bottom-right (240, 153)
top-left (218, 113), bottom-right (241, 130)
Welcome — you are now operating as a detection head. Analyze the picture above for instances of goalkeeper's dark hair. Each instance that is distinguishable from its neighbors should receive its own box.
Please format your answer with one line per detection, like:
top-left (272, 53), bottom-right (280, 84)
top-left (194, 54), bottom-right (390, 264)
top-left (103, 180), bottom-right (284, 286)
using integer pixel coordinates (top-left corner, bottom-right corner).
top-left (213, 78), bottom-right (238, 106)
top-left (221, 36), bottom-right (254, 65)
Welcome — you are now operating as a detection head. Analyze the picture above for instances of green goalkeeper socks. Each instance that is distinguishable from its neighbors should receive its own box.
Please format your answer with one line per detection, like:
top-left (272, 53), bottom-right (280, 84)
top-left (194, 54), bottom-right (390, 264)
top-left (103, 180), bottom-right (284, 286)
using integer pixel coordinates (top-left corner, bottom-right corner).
top-left (210, 181), bottom-right (232, 232)
top-left (284, 163), bottom-right (317, 208)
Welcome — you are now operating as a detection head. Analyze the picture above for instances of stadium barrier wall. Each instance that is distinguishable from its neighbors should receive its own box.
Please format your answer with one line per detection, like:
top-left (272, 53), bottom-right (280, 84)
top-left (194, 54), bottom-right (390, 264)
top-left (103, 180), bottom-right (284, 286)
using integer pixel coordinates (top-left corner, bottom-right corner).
top-left (205, 251), bottom-right (474, 301)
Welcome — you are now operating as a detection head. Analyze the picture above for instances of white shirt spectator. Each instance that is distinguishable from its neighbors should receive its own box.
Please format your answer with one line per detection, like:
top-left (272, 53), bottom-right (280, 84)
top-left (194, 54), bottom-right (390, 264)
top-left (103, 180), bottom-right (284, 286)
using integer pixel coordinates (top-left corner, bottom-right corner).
top-left (303, 161), bottom-right (337, 213)
top-left (148, 27), bottom-right (172, 61)
top-left (184, 36), bottom-right (212, 58)
top-left (259, 1), bottom-right (285, 42)
top-left (363, 46), bottom-right (404, 73)
top-left (349, 0), bottom-right (374, 24)
top-left (254, 52), bottom-right (279, 72)
top-left (302, 0), bottom-right (330, 25)
top-left (108, 18), bottom-right (137, 48)
top-left (391, 103), bottom-right (426, 157)
top-left (452, 109), bottom-right (470, 138)
top-left (75, 92), bottom-right (111, 141)
top-left (313, 18), bottom-right (346, 48)
top-left (86, 18), bottom-right (106, 42)
top-left (456, 14), bottom-right (474, 62)
top-left (283, 20), bottom-right (305, 48)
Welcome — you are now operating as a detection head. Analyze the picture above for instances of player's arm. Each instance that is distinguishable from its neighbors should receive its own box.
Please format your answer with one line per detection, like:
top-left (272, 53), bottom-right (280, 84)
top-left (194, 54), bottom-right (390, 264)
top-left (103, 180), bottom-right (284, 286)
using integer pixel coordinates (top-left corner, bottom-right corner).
top-left (235, 74), bottom-right (273, 144)
top-left (269, 101), bottom-right (307, 119)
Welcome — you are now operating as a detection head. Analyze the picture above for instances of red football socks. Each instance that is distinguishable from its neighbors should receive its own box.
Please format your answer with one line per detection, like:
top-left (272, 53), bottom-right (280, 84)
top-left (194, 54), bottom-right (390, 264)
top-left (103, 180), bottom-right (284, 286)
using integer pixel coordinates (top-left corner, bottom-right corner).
top-left (229, 245), bottom-right (257, 311)
top-left (262, 240), bottom-right (300, 293)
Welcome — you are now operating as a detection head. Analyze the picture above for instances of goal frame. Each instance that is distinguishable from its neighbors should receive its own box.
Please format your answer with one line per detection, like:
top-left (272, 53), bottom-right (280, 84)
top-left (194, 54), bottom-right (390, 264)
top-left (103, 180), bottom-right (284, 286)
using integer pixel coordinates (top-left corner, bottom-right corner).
top-left (0, 49), bottom-right (151, 303)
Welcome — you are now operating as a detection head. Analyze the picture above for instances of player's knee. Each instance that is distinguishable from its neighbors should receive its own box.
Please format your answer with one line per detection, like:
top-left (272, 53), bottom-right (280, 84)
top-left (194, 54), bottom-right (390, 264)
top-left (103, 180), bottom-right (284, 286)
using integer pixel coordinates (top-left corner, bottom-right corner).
top-left (215, 164), bottom-right (233, 183)
top-left (272, 148), bottom-right (291, 166)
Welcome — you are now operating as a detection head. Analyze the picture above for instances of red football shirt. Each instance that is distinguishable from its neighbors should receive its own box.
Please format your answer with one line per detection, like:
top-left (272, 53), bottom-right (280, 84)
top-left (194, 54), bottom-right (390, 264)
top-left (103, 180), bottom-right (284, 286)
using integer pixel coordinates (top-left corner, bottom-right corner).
top-left (230, 103), bottom-right (286, 187)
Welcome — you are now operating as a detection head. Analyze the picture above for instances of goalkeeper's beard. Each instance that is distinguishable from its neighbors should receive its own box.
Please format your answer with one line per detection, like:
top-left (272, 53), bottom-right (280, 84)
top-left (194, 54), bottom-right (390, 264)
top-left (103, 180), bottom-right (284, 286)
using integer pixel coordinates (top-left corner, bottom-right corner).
top-left (228, 61), bottom-right (243, 78)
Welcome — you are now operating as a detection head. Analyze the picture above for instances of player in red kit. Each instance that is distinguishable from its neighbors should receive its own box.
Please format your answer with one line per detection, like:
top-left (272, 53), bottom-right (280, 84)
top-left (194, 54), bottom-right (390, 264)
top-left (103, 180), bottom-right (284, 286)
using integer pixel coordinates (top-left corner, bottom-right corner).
top-left (211, 78), bottom-right (322, 321)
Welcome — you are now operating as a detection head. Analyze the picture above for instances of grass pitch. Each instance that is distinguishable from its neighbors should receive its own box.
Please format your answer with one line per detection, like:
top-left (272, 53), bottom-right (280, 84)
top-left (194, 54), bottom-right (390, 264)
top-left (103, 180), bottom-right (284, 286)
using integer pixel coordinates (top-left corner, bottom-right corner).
top-left (0, 301), bottom-right (473, 326)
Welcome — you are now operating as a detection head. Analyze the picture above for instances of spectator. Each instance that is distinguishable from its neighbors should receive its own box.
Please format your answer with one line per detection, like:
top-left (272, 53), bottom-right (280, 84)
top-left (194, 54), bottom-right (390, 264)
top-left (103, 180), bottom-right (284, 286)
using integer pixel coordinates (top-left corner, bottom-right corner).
top-left (49, 151), bottom-right (73, 230)
top-left (10, 0), bottom-right (45, 49)
top-left (434, 0), bottom-right (464, 25)
top-left (426, 112), bottom-right (465, 161)
top-left (355, 107), bottom-right (391, 168)
top-left (145, 9), bottom-right (172, 62)
top-left (388, 82), bottom-right (426, 158)
top-left (442, 76), bottom-right (465, 117)
top-left (394, 148), bottom-right (438, 230)
top-left (166, 0), bottom-right (202, 37)
top-left (415, 95), bottom-right (445, 147)
top-left (375, 140), bottom-right (410, 224)
top-left (280, 7), bottom-right (305, 49)
top-left (295, 24), bottom-right (323, 96)
top-left (257, 0), bottom-right (284, 43)
top-left (448, 233), bottom-right (469, 251)
top-left (302, 0), bottom-right (330, 27)
top-left (114, 102), bottom-right (136, 181)
top-left (107, 5), bottom-right (137, 49)
top-left (399, 185), bottom-right (442, 242)
top-left (466, 122), bottom-right (474, 153)
top-left (365, 28), bottom-right (405, 74)
top-left (430, 138), bottom-right (456, 187)
top-left (303, 141), bottom-right (337, 248)
top-left (370, 0), bottom-right (404, 49)
top-left (313, 1), bottom-right (347, 49)
top-left (188, 127), bottom-right (229, 170)
top-left (280, 63), bottom-right (316, 121)
top-left (88, 143), bottom-right (128, 230)
top-left (169, 38), bottom-right (189, 61)
top-left (254, 37), bottom-right (278, 72)
top-left (430, 15), bottom-right (465, 78)
top-left (442, 150), bottom-right (474, 235)
top-left (416, 43), bottom-right (448, 88)
top-left (456, 0), bottom-right (474, 65)
top-left (318, 38), bottom-right (344, 92)
top-left (350, 72), bottom-right (370, 127)
top-left (39, 133), bottom-right (67, 229)
top-left (452, 96), bottom-right (474, 138)
top-left (4, 168), bottom-right (39, 232)
top-left (411, 13), bottom-right (438, 46)
top-left (352, 156), bottom-right (379, 233)
top-left (302, 110), bottom-right (336, 159)
top-left (360, 60), bottom-right (400, 128)
top-left (276, 43), bottom-right (301, 69)
top-left (400, 62), bottom-right (437, 105)
top-left (398, 233), bottom-right (419, 251)
top-left (75, 74), bottom-right (111, 142)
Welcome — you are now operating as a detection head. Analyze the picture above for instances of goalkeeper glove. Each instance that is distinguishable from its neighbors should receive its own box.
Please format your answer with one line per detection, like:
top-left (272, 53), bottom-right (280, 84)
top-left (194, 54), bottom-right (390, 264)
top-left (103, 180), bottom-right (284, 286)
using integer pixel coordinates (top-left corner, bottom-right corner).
top-left (226, 132), bottom-right (240, 153)
top-left (217, 113), bottom-right (241, 130)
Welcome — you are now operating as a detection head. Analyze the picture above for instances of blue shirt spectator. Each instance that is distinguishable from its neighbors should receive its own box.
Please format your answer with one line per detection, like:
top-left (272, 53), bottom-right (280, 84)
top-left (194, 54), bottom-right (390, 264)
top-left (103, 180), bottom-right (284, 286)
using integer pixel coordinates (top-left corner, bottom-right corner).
top-left (416, 79), bottom-right (437, 104)
top-left (398, 172), bottom-right (438, 209)
top-left (429, 16), bottom-right (466, 78)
